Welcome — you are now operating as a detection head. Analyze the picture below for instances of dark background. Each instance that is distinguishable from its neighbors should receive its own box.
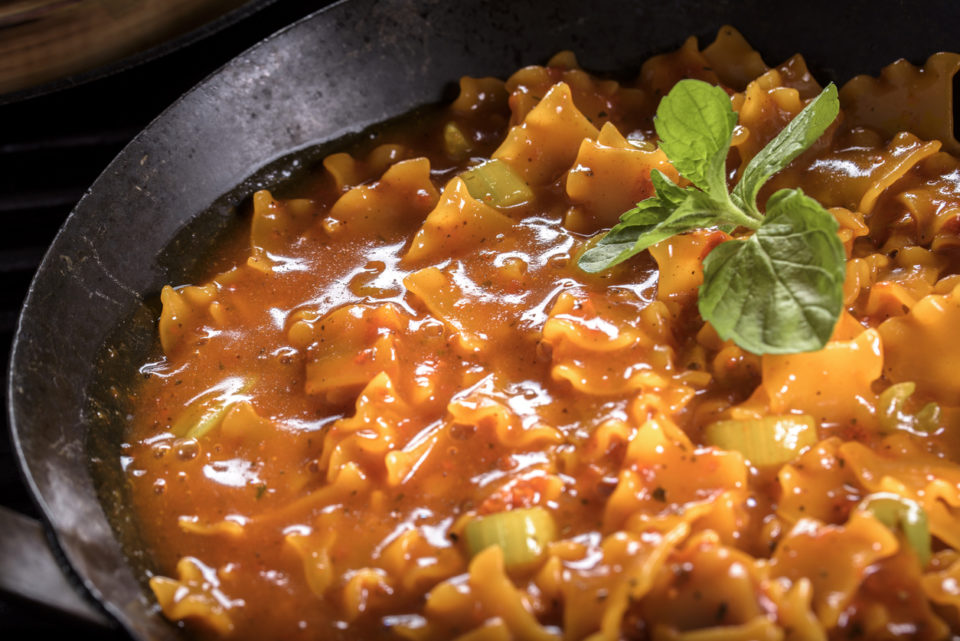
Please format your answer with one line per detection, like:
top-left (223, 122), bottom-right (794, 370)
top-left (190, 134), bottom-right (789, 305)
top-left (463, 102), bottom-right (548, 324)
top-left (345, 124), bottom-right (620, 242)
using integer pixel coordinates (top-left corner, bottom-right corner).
top-left (0, 1), bottom-right (334, 637)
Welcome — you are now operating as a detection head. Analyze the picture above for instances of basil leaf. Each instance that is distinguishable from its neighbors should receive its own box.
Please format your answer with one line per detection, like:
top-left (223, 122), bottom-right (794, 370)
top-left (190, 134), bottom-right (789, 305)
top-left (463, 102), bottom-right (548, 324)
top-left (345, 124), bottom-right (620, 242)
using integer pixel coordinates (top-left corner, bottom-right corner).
top-left (654, 79), bottom-right (738, 200)
top-left (578, 172), bottom-right (690, 272)
top-left (615, 172), bottom-right (692, 227)
top-left (645, 169), bottom-right (691, 208)
top-left (732, 84), bottom-right (839, 217)
top-left (698, 189), bottom-right (845, 354)
top-left (577, 203), bottom-right (670, 273)
top-left (580, 78), bottom-right (843, 354)
top-left (578, 187), bottom-right (724, 273)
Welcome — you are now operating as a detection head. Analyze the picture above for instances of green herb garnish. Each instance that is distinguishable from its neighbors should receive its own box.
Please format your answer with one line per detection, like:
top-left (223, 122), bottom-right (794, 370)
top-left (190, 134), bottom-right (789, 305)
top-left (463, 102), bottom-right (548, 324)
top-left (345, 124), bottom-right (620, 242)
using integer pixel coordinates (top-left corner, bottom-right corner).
top-left (578, 79), bottom-right (844, 355)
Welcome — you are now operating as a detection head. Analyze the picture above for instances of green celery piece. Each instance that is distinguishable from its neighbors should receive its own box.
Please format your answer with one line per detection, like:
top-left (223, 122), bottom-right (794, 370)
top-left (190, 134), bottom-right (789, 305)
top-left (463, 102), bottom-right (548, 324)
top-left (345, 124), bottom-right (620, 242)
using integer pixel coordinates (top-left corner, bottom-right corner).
top-left (878, 381), bottom-right (917, 432)
top-left (460, 159), bottom-right (533, 208)
top-left (878, 381), bottom-right (942, 433)
top-left (732, 84), bottom-right (839, 218)
top-left (170, 377), bottom-right (255, 439)
top-left (860, 493), bottom-right (932, 566)
top-left (915, 402), bottom-right (942, 432)
top-left (704, 415), bottom-right (817, 467)
top-left (698, 188), bottom-right (845, 354)
top-left (443, 121), bottom-right (473, 159)
top-left (654, 79), bottom-right (738, 200)
top-left (464, 506), bottom-right (557, 570)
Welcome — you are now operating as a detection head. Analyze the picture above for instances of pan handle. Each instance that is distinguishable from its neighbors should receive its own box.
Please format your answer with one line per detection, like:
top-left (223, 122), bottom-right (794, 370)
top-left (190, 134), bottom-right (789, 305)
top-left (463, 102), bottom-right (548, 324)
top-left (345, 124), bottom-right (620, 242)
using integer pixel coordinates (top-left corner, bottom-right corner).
top-left (0, 504), bottom-right (113, 627)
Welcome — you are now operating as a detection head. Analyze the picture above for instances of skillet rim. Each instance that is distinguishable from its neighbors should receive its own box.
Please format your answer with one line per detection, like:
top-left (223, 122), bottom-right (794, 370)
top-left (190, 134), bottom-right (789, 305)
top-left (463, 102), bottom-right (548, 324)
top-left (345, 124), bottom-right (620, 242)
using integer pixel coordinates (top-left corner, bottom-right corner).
top-left (5, 1), bottom-right (354, 637)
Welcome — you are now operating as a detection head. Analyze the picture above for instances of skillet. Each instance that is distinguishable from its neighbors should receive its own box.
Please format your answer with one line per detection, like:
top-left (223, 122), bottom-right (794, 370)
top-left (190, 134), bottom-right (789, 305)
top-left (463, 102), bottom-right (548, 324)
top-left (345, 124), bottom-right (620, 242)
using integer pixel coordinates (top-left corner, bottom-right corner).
top-left (7, 0), bottom-right (960, 638)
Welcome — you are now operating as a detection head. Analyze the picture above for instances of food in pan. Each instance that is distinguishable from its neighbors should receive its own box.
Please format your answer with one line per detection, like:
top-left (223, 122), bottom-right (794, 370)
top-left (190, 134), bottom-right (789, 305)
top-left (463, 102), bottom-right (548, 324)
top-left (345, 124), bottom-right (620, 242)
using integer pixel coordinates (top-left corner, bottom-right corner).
top-left (121, 26), bottom-right (960, 640)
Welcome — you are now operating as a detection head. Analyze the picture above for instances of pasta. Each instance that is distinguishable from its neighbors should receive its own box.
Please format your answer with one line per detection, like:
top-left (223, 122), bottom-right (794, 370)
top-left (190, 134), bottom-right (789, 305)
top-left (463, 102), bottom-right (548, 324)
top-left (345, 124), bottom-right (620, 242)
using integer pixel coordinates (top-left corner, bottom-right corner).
top-left (121, 26), bottom-right (960, 640)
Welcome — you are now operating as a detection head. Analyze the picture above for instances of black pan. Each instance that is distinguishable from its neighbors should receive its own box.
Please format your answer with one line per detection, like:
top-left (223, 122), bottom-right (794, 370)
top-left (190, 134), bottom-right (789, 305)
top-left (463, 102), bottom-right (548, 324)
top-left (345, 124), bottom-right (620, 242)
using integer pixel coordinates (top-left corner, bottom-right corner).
top-left (7, 0), bottom-right (960, 638)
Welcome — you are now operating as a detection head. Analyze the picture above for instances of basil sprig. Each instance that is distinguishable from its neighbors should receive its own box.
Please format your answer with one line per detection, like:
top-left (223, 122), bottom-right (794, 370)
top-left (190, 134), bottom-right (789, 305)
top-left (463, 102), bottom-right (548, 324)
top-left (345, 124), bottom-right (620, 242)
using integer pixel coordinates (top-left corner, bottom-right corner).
top-left (578, 79), bottom-right (843, 355)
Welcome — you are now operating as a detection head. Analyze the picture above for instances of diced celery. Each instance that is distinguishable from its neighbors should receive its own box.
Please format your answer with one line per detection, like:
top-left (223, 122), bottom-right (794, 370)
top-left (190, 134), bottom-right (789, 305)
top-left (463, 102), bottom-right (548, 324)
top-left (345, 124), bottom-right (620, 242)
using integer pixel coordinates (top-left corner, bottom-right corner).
top-left (916, 402), bottom-right (942, 432)
top-left (859, 493), bottom-right (931, 566)
top-left (879, 381), bottom-right (915, 431)
top-left (443, 122), bottom-right (472, 160)
top-left (171, 377), bottom-right (255, 439)
top-left (464, 506), bottom-right (557, 570)
top-left (460, 159), bottom-right (534, 208)
top-left (878, 381), bottom-right (940, 433)
top-left (703, 415), bottom-right (817, 467)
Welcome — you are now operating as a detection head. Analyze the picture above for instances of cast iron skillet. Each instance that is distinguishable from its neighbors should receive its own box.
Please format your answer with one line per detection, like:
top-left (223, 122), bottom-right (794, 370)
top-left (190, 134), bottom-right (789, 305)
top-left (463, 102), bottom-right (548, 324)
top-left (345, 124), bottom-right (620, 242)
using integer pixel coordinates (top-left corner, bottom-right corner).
top-left (7, 0), bottom-right (960, 638)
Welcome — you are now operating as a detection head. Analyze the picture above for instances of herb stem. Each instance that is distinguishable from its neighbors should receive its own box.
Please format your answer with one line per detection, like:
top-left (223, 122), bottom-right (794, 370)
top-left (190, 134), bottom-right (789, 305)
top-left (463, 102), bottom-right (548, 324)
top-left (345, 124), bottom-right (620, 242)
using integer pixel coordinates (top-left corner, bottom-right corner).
top-left (718, 197), bottom-right (761, 230)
